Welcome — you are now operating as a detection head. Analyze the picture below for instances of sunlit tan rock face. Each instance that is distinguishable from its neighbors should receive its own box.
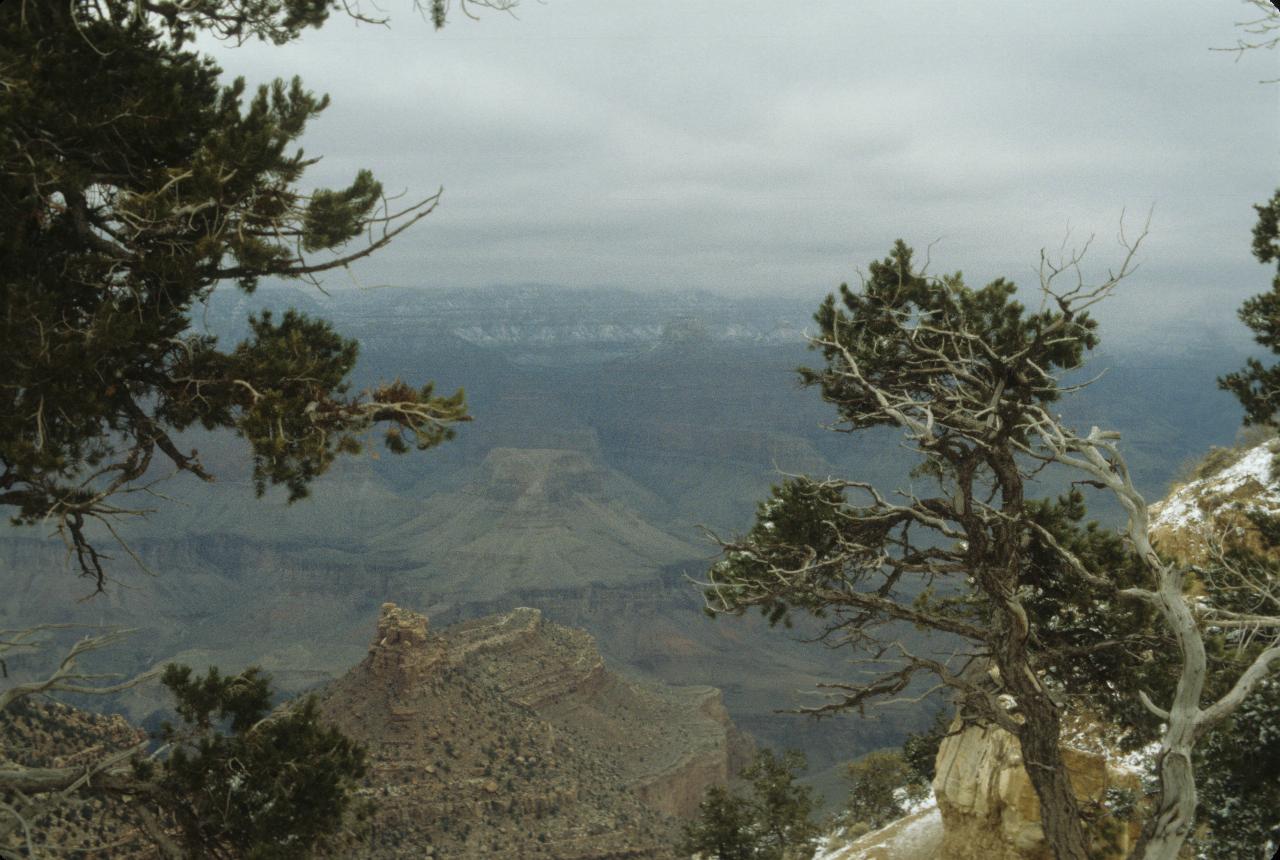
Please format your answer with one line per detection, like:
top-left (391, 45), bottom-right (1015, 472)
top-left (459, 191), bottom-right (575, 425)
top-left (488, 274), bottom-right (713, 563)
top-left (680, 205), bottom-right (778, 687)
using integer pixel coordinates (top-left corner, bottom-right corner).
top-left (930, 720), bottom-right (1141, 860)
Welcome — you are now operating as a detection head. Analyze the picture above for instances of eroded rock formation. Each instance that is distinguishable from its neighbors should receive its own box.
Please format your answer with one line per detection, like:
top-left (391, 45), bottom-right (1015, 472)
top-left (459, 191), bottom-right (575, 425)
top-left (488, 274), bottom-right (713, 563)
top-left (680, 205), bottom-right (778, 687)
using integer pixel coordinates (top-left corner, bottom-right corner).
top-left (930, 719), bottom-right (1141, 860)
top-left (823, 715), bottom-right (1142, 860)
top-left (366, 601), bottom-right (448, 691)
top-left (315, 603), bottom-right (749, 858)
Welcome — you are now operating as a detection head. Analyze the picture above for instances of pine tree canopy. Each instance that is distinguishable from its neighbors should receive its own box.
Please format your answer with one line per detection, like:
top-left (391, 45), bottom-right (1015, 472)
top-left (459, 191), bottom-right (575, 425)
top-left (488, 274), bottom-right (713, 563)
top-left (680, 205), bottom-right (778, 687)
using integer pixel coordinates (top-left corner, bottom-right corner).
top-left (842, 749), bottom-right (913, 831)
top-left (128, 664), bottom-right (368, 857)
top-left (0, 0), bottom-right (504, 588)
top-left (679, 749), bottom-right (819, 860)
top-left (702, 235), bottom-right (1280, 859)
top-left (1220, 189), bottom-right (1280, 424)
top-left (800, 240), bottom-right (1100, 440)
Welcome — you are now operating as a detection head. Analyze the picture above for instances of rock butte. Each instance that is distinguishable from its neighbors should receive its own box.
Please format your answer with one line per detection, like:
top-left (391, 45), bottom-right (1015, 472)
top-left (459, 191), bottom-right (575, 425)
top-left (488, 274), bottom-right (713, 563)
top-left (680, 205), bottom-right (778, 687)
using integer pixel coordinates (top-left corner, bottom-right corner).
top-left (313, 603), bottom-right (752, 858)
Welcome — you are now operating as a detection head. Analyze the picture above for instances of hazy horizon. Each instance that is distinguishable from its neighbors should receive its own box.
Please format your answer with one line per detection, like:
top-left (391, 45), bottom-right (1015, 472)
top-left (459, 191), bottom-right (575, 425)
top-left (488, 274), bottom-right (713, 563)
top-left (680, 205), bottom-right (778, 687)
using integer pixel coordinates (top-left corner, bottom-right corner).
top-left (201, 0), bottom-right (1278, 339)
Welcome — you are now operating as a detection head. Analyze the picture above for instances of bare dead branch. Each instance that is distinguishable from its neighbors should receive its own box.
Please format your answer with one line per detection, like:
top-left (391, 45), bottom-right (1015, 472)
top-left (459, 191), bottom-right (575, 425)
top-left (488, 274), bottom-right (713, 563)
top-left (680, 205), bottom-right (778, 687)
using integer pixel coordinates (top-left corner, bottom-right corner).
top-left (0, 627), bottom-right (159, 711)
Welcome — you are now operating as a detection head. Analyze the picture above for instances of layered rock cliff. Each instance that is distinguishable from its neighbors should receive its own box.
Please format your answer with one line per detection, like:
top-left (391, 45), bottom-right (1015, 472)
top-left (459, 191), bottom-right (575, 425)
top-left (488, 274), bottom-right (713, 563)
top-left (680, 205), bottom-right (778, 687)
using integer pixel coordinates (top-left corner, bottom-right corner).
top-left (314, 603), bottom-right (750, 858)
top-left (447, 607), bottom-right (754, 820)
top-left (371, 447), bottom-right (705, 597)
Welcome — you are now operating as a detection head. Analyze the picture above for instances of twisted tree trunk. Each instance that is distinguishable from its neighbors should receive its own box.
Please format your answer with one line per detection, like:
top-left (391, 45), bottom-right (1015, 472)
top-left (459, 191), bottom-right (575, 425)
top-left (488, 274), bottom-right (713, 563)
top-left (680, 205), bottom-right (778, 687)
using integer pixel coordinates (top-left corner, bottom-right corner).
top-left (1127, 579), bottom-right (1205, 860)
top-left (1012, 680), bottom-right (1092, 860)
top-left (987, 450), bottom-right (1092, 860)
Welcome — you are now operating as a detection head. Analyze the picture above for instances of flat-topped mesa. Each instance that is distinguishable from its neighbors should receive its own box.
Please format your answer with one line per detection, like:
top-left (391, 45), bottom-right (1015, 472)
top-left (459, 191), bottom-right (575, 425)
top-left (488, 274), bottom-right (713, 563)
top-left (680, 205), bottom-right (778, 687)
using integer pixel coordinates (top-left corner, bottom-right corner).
top-left (365, 602), bottom-right (446, 689)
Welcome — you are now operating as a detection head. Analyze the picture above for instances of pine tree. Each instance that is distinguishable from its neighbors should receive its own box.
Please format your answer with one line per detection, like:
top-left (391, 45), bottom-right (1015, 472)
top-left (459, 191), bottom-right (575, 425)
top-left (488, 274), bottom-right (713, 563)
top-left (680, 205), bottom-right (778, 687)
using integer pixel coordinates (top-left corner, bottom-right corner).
top-left (145, 664), bottom-right (368, 857)
top-left (700, 235), bottom-right (1280, 860)
top-left (0, 1), bottom-right (505, 854)
top-left (1193, 676), bottom-right (1280, 859)
top-left (0, 0), bottom-right (510, 588)
top-left (679, 749), bottom-right (819, 860)
top-left (678, 786), bottom-right (756, 860)
top-left (740, 749), bottom-right (820, 860)
top-left (0, 632), bottom-right (371, 856)
top-left (842, 750), bottom-right (914, 831)
top-left (1220, 189), bottom-right (1280, 424)
top-left (703, 240), bottom-right (1127, 859)
top-left (1183, 509), bottom-right (1280, 859)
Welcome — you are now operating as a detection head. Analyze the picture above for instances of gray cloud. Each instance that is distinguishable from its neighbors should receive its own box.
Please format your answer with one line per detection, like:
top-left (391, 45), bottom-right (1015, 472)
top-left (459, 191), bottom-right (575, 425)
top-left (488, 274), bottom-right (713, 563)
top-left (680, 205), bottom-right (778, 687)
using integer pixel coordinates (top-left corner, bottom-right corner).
top-left (202, 0), bottom-right (1280, 338)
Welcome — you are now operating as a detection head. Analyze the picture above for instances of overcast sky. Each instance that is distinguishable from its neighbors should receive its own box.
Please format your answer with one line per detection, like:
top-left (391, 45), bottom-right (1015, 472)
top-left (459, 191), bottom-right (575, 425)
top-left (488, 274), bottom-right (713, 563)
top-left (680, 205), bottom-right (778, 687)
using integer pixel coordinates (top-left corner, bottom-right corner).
top-left (204, 0), bottom-right (1279, 338)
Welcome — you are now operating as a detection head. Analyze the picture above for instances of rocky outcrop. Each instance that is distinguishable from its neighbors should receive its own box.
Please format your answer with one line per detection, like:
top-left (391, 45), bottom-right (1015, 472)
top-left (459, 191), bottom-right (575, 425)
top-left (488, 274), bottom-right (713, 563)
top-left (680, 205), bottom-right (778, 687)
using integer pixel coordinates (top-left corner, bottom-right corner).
top-left (1149, 437), bottom-right (1280, 560)
top-left (366, 601), bottom-right (448, 690)
top-left (930, 719), bottom-right (1141, 860)
top-left (451, 606), bottom-right (753, 820)
top-left (631, 689), bottom-right (755, 819)
top-left (314, 603), bottom-right (749, 858)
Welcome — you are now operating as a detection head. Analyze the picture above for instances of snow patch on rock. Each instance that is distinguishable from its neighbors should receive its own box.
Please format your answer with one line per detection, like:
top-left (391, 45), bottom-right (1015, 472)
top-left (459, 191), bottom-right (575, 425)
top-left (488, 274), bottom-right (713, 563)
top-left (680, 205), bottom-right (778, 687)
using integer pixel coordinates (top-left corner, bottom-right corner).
top-left (1150, 441), bottom-right (1280, 534)
top-left (814, 805), bottom-right (943, 860)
